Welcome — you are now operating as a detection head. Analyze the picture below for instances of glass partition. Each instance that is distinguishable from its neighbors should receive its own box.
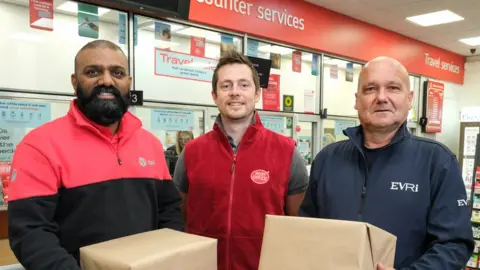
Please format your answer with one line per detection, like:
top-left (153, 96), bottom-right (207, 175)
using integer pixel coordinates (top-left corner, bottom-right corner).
top-left (0, 0), bottom-right (128, 95)
top-left (322, 118), bottom-right (358, 148)
top-left (249, 40), bottom-right (319, 114)
top-left (322, 56), bottom-right (363, 117)
top-left (134, 15), bottom-right (243, 105)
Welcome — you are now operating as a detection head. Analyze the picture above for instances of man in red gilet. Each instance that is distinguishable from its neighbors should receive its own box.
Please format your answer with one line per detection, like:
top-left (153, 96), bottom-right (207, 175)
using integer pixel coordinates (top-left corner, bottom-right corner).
top-left (173, 50), bottom-right (309, 270)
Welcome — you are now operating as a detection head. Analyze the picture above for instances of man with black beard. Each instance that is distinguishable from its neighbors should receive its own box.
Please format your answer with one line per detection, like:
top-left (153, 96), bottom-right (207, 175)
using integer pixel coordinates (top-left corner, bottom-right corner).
top-left (7, 40), bottom-right (183, 270)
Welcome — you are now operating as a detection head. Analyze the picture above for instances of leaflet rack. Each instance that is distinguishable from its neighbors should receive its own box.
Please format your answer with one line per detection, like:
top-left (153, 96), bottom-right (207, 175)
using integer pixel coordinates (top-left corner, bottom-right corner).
top-left (467, 133), bottom-right (480, 269)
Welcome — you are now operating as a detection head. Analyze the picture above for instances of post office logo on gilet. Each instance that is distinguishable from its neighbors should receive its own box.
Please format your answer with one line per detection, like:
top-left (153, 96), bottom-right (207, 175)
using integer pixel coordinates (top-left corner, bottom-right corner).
top-left (251, 169), bottom-right (270, 184)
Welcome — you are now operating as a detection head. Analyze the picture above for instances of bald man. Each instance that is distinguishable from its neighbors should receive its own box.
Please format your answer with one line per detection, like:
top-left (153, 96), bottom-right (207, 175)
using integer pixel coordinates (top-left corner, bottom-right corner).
top-left (7, 40), bottom-right (183, 270)
top-left (300, 57), bottom-right (473, 269)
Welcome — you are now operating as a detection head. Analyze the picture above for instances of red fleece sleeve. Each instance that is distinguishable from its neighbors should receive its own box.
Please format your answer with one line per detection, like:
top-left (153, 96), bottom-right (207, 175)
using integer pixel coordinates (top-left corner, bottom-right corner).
top-left (8, 140), bottom-right (60, 201)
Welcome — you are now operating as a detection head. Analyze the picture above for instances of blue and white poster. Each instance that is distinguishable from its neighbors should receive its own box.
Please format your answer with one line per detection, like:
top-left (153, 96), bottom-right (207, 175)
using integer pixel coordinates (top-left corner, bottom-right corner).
top-left (260, 116), bottom-right (285, 134)
top-left (151, 109), bottom-right (194, 131)
top-left (155, 49), bottom-right (218, 82)
top-left (247, 40), bottom-right (258, 57)
top-left (334, 120), bottom-right (357, 136)
top-left (118, 13), bottom-right (126, 44)
top-left (0, 100), bottom-right (51, 128)
top-left (0, 99), bottom-right (51, 162)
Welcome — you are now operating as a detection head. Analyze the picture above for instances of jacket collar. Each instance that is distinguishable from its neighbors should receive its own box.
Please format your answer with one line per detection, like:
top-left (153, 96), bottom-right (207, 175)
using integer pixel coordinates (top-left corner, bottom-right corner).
top-left (213, 111), bottom-right (264, 150)
top-left (68, 100), bottom-right (142, 140)
top-left (343, 121), bottom-right (410, 152)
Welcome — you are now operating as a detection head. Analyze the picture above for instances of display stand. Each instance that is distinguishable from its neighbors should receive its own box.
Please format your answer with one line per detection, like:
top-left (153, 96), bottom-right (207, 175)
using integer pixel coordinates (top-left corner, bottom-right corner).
top-left (466, 134), bottom-right (480, 269)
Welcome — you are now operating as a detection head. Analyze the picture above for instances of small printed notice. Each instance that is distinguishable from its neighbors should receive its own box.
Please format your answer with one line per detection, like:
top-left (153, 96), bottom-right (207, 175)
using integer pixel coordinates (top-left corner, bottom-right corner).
top-left (260, 116), bottom-right (285, 134)
top-left (151, 109), bottom-right (195, 131)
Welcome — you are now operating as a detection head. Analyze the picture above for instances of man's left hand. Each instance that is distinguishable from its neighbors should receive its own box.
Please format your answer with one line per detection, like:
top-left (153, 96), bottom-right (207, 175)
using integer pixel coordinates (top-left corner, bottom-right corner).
top-left (377, 263), bottom-right (395, 270)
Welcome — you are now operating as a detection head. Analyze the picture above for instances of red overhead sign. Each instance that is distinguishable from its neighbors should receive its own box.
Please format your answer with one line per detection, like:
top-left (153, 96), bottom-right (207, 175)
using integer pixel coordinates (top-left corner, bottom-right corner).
top-left (189, 0), bottom-right (466, 84)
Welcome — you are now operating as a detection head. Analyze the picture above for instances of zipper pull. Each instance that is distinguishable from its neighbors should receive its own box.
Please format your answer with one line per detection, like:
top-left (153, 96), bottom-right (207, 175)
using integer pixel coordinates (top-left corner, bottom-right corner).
top-left (230, 154), bottom-right (237, 173)
top-left (361, 186), bottom-right (367, 197)
top-left (117, 157), bottom-right (122, 165)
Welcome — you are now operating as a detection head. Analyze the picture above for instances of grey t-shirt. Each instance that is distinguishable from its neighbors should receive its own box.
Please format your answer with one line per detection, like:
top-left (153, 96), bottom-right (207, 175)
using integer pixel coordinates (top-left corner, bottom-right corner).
top-left (173, 146), bottom-right (309, 195)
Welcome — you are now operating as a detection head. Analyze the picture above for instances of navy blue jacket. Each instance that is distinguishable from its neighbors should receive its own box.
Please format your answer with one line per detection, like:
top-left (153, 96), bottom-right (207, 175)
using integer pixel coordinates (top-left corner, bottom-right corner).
top-left (300, 122), bottom-right (474, 269)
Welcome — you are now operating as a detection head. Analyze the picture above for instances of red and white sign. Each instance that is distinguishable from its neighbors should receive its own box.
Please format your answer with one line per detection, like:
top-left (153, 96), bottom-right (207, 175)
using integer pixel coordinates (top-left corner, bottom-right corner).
top-left (29, 0), bottom-right (54, 31)
top-left (190, 36), bottom-right (206, 57)
top-left (262, 74), bottom-right (280, 111)
top-left (292, 51), bottom-right (302, 73)
top-left (425, 81), bottom-right (444, 133)
top-left (251, 169), bottom-right (270, 184)
top-left (189, 0), bottom-right (466, 84)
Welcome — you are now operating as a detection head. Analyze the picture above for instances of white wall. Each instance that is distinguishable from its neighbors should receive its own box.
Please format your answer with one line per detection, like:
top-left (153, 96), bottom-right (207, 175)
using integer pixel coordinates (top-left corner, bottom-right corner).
top-left (0, 2), bottom-right (127, 94)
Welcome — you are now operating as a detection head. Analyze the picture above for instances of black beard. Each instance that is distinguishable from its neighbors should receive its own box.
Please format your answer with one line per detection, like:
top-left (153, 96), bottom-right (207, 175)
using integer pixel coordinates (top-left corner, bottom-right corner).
top-left (75, 84), bottom-right (130, 126)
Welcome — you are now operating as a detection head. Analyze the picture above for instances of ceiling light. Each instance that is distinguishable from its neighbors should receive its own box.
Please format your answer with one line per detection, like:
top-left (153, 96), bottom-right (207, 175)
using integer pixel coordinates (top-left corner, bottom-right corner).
top-left (406, 10), bottom-right (463, 27)
top-left (57, 1), bottom-right (110, 16)
top-left (459, 36), bottom-right (480, 46)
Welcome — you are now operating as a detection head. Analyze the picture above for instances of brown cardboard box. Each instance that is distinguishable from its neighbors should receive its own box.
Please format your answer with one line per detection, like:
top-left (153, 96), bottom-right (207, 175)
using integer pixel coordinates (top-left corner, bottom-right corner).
top-left (259, 215), bottom-right (396, 270)
top-left (80, 229), bottom-right (217, 270)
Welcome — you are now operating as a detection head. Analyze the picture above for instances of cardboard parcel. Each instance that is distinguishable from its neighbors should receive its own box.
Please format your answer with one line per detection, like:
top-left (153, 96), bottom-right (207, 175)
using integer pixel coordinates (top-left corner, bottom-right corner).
top-left (80, 229), bottom-right (217, 270)
top-left (259, 215), bottom-right (397, 270)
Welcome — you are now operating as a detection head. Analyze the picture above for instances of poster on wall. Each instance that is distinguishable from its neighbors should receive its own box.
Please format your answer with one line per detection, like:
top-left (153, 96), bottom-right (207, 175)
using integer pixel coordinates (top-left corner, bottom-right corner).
top-left (283, 95), bottom-right (294, 112)
top-left (330, 64), bottom-right (338, 79)
top-left (464, 127), bottom-right (480, 156)
top-left (422, 81), bottom-right (444, 133)
top-left (292, 51), bottom-right (302, 73)
top-left (260, 116), bottom-right (285, 134)
top-left (155, 49), bottom-right (218, 82)
top-left (78, 3), bottom-right (99, 39)
top-left (311, 55), bottom-right (318, 76)
top-left (155, 21), bottom-right (171, 41)
top-left (270, 53), bottom-right (281, 69)
top-left (134, 16), bottom-right (138, 46)
top-left (304, 89), bottom-right (315, 114)
top-left (334, 120), bottom-right (357, 136)
top-left (0, 99), bottom-right (51, 128)
top-left (247, 40), bottom-right (259, 57)
top-left (220, 34), bottom-right (236, 57)
top-left (298, 135), bottom-right (312, 164)
top-left (118, 13), bottom-right (126, 44)
top-left (151, 109), bottom-right (194, 131)
top-left (0, 99), bottom-right (51, 162)
top-left (190, 36), bottom-right (206, 57)
top-left (262, 74), bottom-right (280, 111)
top-left (345, 63), bottom-right (354, 82)
top-left (29, 0), bottom-right (54, 31)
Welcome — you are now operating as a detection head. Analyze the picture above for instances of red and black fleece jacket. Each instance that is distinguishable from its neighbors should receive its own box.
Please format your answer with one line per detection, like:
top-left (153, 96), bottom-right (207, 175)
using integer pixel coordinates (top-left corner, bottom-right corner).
top-left (7, 100), bottom-right (183, 270)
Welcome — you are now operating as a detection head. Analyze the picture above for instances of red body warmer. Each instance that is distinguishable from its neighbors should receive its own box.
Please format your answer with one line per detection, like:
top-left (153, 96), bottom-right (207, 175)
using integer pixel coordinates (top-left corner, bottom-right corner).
top-left (184, 114), bottom-right (295, 270)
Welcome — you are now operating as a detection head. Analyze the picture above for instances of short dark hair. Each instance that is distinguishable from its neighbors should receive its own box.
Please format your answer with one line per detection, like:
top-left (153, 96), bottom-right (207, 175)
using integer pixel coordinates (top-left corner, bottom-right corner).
top-left (212, 50), bottom-right (260, 94)
top-left (74, 40), bottom-right (127, 73)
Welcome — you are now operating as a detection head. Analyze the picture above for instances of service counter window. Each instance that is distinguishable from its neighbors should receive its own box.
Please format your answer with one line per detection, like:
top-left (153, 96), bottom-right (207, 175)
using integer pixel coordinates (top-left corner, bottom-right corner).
top-left (130, 105), bottom-right (204, 151)
top-left (322, 118), bottom-right (358, 148)
top-left (322, 56), bottom-right (363, 117)
top-left (134, 15), bottom-right (243, 105)
top-left (297, 121), bottom-right (314, 165)
top-left (0, 97), bottom-right (71, 210)
top-left (0, 1), bottom-right (128, 95)
top-left (247, 40), bottom-right (319, 114)
top-left (408, 75), bottom-right (421, 122)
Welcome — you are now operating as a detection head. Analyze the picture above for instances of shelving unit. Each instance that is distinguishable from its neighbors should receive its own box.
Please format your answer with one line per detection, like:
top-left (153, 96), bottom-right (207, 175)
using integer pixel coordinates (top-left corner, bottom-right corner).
top-left (466, 131), bottom-right (480, 269)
